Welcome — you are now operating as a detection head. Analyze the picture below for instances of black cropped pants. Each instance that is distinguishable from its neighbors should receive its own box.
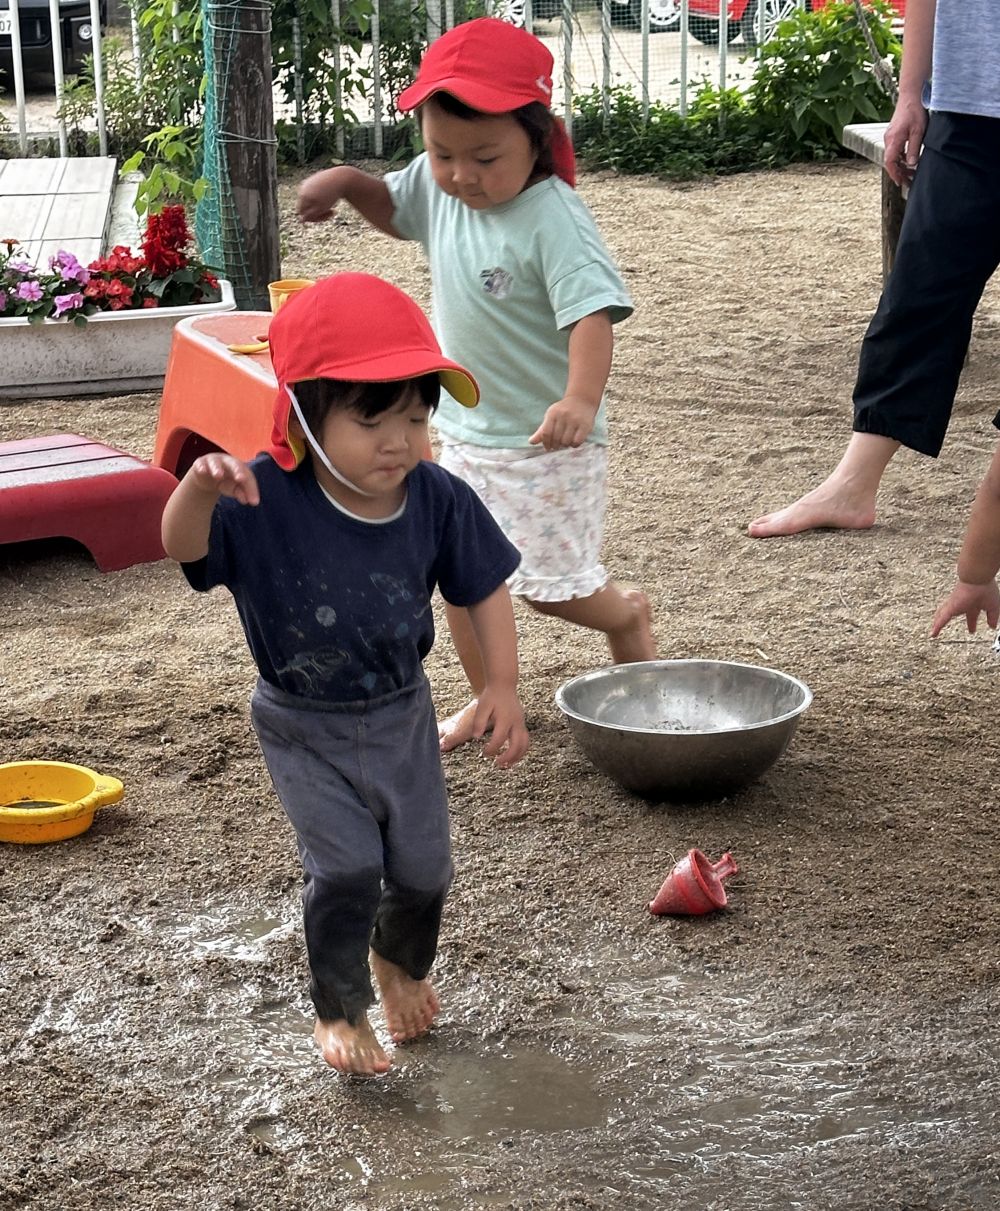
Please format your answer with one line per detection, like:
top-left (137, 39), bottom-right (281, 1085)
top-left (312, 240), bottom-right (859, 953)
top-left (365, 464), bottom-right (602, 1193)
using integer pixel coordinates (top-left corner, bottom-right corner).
top-left (853, 110), bottom-right (1000, 457)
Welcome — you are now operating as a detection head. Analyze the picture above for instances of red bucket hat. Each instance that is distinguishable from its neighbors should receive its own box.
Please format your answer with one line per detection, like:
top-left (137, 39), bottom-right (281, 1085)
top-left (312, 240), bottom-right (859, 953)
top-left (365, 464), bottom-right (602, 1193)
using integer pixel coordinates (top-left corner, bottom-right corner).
top-left (397, 18), bottom-right (576, 188)
top-left (266, 272), bottom-right (479, 470)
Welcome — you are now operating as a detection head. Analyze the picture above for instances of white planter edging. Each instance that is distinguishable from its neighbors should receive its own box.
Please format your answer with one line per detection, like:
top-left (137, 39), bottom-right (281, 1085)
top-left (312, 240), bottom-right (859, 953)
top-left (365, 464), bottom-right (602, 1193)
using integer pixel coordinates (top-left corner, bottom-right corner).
top-left (0, 279), bottom-right (237, 399)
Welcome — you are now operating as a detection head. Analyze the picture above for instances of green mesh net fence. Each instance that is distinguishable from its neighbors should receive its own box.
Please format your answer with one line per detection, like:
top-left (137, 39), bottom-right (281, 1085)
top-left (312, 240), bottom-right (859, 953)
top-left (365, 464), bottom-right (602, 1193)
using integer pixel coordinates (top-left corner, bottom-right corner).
top-left (196, 0), bottom-right (271, 307)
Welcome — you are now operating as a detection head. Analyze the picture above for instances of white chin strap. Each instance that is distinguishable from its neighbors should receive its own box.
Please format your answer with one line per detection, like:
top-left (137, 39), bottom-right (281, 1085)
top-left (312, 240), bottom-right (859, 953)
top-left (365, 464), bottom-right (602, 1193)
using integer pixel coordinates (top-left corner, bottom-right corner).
top-left (286, 386), bottom-right (377, 498)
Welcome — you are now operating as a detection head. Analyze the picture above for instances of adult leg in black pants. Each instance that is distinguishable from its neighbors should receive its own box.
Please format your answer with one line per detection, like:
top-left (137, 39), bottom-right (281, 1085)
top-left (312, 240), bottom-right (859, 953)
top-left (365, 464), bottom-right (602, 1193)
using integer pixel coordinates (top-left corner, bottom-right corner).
top-left (749, 110), bottom-right (1000, 538)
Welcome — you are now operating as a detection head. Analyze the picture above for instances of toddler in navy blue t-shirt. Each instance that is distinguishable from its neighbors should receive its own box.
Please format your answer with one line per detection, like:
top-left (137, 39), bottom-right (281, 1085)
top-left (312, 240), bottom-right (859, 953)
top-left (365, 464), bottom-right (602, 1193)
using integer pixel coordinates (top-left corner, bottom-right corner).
top-left (161, 272), bottom-right (529, 1076)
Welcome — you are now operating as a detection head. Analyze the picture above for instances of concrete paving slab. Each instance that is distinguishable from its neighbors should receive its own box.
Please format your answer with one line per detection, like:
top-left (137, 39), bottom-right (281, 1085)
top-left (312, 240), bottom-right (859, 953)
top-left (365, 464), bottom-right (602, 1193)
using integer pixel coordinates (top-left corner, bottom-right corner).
top-left (0, 155), bottom-right (116, 264)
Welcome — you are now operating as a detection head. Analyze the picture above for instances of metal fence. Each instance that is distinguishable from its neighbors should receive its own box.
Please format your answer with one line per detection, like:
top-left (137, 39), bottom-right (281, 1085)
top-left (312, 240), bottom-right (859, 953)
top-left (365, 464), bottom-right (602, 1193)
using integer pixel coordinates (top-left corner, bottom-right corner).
top-left (0, 0), bottom-right (898, 158)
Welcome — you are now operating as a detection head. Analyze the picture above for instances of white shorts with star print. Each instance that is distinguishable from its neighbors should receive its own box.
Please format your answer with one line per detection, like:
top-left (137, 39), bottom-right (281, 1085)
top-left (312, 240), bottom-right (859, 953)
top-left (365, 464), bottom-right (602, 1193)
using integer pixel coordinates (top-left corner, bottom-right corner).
top-left (438, 439), bottom-right (609, 603)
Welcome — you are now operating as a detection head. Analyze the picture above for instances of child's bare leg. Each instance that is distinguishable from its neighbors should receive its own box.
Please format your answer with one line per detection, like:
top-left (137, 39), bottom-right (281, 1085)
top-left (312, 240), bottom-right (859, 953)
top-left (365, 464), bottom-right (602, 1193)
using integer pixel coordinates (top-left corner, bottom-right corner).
top-left (439, 601), bottom-right (487, 752)
top-left (371, 951), bottom-right (440, 1043)
top-left (530, 582), bottom-right (656, 664)
top-left (747, 432), bottom-right (899, 538)
top-left (313, 1014), bottom-right (392, 1075)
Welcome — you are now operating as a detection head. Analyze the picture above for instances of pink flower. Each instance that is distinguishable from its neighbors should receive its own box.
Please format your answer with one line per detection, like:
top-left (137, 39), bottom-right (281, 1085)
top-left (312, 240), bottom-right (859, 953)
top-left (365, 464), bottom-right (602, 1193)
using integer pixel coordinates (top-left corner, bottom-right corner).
top-left (53, 291), bottom-right (85, 316)
top-left (16, 280), bottom-right (43, 301)
top-left (50, 250), bottom-right (90, 285)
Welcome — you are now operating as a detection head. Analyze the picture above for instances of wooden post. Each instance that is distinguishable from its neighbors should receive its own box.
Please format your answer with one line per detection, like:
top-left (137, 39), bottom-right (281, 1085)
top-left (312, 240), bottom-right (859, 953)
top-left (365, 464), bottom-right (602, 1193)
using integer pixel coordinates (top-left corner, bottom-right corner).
top-left (880, 169), bottom-right (906, 284)
top-left (208, 0), bottom-right (281, 310)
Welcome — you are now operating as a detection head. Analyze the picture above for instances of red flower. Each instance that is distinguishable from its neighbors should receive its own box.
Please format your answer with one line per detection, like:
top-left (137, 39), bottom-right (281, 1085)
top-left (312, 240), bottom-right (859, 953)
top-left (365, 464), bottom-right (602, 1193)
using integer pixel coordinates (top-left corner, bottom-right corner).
top-left (142, 205), bottom-right (192, 279)
top-left (142, 297), bottom-right (160, 308)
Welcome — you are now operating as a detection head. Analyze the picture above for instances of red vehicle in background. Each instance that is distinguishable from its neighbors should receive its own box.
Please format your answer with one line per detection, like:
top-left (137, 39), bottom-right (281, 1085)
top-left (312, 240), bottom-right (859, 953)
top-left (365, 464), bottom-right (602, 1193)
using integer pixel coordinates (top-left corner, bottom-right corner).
top-left (684, 0), bottom-right (906, 48)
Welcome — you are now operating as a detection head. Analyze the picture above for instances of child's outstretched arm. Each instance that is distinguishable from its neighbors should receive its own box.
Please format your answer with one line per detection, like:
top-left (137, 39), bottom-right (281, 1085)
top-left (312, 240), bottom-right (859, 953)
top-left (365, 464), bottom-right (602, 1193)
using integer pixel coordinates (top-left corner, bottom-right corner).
top-left (931, 447), bottom-right (1000, 637)
top-left (297, 166), bottom-right (399, 237)
top-left (529, 310), bottom-right (613, 452)
top-left (464, 585), bottom-right (530, 768)
top-left (161, 453), bottom-right (260, 564)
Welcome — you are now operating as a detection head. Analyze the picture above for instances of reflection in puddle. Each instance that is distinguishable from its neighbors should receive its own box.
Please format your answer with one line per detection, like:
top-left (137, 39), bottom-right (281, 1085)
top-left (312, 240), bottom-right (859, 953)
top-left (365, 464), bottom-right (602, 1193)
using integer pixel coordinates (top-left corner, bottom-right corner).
top-left (386, 1044), bottom-right (609, 1137)
top-left (169, 911), bottom-right (294, 962)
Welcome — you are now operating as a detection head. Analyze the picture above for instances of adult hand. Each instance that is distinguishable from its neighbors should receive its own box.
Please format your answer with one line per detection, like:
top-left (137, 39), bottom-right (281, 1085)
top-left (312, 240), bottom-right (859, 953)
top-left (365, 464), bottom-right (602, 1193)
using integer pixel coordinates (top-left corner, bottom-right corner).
top-left (471, 687), bottom-right (530, 769)
top-left (528, 395), bottom-right (597, 452)
top-left (930, 580), bottom-right (1000, 638)
top-left (884, 97), bottom-right (928, 188)
top-left (189, 453), bottom-right (260, 507)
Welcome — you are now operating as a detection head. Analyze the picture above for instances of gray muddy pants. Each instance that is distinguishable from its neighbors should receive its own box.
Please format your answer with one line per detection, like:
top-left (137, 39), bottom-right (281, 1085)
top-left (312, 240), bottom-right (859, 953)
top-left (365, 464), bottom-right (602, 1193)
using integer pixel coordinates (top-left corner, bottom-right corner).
top-left (250, 676), bottom-right (453, 1025)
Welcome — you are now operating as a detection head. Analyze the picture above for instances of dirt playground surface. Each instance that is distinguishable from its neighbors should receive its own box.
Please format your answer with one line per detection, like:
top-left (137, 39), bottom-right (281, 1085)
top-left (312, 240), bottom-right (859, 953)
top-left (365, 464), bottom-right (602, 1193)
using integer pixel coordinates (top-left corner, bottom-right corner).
top-left (3, 161), bottom-right (999, 1210)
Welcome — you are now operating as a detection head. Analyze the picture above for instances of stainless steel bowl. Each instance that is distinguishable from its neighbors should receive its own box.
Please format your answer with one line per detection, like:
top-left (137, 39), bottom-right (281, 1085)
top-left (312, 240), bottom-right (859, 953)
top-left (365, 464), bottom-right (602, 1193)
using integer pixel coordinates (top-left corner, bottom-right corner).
top-left (554, 660), bottom-right (813, 799)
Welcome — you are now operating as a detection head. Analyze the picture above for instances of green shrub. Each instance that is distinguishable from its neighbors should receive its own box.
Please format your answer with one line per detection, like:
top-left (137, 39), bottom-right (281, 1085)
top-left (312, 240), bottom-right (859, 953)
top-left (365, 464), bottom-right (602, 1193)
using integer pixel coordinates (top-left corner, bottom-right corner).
top-left (749, 0), bottom-right (901, 159)
top-left (574, 83), bottom-right (788, 180)
top-left (575, 0), bottom-right (901, 180)
top-left (270, 0), bottom-right (492, 164)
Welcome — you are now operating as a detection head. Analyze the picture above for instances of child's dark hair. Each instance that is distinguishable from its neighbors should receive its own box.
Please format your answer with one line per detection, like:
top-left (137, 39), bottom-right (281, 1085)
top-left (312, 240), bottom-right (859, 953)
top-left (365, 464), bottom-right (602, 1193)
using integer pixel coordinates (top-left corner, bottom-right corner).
top-left (423, 92), bottom-right (556, 180)
top-left (293, 375), bottom-right (440, 433)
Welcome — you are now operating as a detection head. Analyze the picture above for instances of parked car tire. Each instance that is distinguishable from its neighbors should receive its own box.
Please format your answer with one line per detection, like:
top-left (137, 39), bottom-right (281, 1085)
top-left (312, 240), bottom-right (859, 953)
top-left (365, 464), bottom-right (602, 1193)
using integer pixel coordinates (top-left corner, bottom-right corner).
top-left (610, 0), bottom-right (680, 29)
top-left (740, 0), bottom-right (811, 47)
top-left (686, 14), bottom-right (740, 43)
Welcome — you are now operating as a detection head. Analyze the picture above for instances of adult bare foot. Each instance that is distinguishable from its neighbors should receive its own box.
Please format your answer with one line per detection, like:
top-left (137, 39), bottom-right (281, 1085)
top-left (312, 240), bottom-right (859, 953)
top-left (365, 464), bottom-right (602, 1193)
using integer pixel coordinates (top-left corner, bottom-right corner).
top-left (313, 1015), bottom-right (392, 1075)
top-left (438, 698), bottom-right (479, 753)
top-left (747, 483), bottom-right (877, 538)
top-left (607, 587), bottom-right (656, 664)
top-left (371, 952), bottom-right (439, 1043)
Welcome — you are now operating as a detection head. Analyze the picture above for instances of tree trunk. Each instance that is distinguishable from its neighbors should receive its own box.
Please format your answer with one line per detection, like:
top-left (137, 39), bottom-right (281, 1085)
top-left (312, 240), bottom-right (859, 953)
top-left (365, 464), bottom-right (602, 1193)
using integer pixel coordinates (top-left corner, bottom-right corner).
top-left (204, 0), bottom-right (281, 310)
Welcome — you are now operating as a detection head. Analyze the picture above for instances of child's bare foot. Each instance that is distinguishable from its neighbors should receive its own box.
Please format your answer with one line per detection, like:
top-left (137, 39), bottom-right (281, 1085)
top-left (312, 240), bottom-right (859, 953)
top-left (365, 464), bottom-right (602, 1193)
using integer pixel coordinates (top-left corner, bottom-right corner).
top-left (313, 1015), bottom-right (392, 1076)
top-left (747, 483), bottom-right (877, 538)
top-left (371, 952), bottom-right (439, 1043)
top-left (438, 698), bottom-right (479, 753)
top-left (608, 586), bottom-right (656, 664)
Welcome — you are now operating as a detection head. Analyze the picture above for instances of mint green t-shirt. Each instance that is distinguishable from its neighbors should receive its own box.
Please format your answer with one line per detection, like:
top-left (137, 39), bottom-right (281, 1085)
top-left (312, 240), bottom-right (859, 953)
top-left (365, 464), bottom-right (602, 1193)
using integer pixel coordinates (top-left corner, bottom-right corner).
top-left (386, 155), bottom-right (633, 448)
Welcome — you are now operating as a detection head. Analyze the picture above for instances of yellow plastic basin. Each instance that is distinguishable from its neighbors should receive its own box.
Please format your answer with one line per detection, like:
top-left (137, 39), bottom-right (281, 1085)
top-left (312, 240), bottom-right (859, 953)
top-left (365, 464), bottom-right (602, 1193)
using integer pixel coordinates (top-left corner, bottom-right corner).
top-left (0, 761), bottom-right (124, 844)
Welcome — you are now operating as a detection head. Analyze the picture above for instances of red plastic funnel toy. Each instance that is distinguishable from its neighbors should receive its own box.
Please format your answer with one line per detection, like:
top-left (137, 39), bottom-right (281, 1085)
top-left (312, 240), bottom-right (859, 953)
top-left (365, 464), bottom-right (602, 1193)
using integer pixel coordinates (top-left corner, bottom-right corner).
top-left (649, 849), bottom-right (739, 916)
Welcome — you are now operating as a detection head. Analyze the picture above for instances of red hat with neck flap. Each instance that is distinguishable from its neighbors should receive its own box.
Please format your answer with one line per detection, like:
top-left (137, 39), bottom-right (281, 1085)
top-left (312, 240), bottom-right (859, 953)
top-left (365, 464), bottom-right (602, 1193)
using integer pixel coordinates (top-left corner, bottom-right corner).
top-left (266, 272), bottom-right (479, 470)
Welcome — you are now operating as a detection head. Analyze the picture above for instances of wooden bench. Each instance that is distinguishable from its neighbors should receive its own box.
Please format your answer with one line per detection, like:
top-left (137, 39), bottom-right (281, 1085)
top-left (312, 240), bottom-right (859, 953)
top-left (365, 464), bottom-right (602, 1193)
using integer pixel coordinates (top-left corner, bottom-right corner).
top-left (842, 121), bottom-right (907, 284)
top-left (843, 120), bottom-right (985, 362)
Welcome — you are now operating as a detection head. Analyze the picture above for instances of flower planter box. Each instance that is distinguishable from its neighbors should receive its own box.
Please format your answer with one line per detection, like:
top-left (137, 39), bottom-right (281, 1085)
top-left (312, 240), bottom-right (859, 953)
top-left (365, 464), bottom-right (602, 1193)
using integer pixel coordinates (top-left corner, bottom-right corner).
top-left (0, 279), bottom-right (237, 399)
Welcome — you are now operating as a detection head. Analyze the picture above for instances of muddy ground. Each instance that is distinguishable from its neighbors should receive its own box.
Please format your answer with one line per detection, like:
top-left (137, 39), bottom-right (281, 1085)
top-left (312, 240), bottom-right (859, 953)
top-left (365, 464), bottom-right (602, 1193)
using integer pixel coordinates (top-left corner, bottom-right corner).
top-left (2, 161), bottom-right (999, 1210)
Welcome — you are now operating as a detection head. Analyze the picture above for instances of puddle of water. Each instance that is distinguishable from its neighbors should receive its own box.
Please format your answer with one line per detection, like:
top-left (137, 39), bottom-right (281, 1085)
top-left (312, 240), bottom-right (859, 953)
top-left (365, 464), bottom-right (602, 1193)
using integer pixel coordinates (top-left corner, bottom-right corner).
top-left (570, 956), bottom-right (966, 1170)
top-left (134, 903), bottom-right (994, 1207)
top-left (387, 1043), bottom-right (609, 1138)
top-left (166, 910), bottom-right (294, 962)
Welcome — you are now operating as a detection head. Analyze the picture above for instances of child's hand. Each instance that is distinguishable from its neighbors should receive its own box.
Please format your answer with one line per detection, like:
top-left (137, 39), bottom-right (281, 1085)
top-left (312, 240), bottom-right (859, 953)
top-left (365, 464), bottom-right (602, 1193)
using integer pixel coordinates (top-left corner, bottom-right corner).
top-left (189, 453), bottom-right (260, 507)
top-left (297, 171), bottom-right (342, 223)
top-left (930, 579), bottom-right (1000, 638)
top-left (471, 687), bottom-right (530, 769)
top-left (528, 395), bottom-right (598, 452)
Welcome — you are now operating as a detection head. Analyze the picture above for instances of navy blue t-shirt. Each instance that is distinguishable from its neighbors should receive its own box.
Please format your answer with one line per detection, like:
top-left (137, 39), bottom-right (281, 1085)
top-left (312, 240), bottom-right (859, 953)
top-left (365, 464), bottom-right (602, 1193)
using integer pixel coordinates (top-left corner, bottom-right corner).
top-left (183, 456), bottom-right (520, 703)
